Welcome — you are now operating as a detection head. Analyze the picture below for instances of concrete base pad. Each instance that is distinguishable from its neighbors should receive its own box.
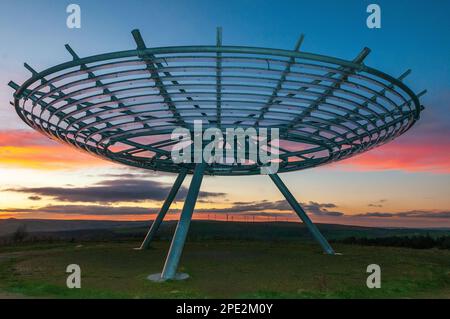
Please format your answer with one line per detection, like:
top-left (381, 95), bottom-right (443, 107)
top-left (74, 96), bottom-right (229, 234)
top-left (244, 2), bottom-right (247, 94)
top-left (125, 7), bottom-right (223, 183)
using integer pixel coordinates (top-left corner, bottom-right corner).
top-left (147, 272), bottom-right (190, 282)
top-left (133, 246), bottom-right (156, 251)
top-left (323, 251), bottom-right (342, 256)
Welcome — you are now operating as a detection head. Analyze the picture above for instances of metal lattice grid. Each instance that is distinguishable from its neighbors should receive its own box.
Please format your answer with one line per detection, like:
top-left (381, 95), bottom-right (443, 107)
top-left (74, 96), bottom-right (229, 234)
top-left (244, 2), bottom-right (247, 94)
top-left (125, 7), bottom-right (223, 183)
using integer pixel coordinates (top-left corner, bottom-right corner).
top-left (9, 29), bottom-right (425, 176)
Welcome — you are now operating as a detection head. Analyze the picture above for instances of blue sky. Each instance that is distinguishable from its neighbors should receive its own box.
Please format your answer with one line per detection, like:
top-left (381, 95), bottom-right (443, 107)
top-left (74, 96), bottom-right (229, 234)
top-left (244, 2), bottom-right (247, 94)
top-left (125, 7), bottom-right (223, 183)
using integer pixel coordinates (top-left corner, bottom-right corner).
top-left (0, 0), bottom-right (449, 227)
top-left (1, 0), bottom-right (449, 128)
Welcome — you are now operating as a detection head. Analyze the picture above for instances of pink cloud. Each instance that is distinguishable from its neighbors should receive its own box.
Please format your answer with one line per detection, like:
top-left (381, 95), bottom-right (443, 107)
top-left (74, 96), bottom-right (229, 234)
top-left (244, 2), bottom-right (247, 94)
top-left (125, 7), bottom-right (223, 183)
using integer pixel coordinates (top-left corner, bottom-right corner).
top-left (0, 129), bottom-right (115, 170)
top-left (330, 138), bottom-right (450, 173)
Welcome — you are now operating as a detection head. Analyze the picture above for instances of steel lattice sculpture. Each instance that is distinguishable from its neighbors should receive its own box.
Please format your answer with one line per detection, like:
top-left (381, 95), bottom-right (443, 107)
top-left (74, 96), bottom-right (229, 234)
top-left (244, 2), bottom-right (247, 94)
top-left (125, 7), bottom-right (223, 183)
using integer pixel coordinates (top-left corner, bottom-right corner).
top-left (9, 28), bottom-right (425, 281)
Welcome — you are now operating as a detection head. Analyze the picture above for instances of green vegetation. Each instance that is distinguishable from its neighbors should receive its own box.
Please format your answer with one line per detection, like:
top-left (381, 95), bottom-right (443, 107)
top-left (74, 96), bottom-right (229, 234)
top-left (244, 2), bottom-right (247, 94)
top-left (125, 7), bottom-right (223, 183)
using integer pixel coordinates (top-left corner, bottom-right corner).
top-left (0, 240), bottom-right (449, 299)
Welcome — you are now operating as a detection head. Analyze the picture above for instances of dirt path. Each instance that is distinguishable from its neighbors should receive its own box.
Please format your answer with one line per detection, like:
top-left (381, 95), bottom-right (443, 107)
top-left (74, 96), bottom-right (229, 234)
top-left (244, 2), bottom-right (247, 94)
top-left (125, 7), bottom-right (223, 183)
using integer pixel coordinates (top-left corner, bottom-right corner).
top-left (0, 251), bottom-right (28, 299)
top-left (0, 251), bottom-right (27, 261)
top-left (0, 290), bottom-right (29, 299)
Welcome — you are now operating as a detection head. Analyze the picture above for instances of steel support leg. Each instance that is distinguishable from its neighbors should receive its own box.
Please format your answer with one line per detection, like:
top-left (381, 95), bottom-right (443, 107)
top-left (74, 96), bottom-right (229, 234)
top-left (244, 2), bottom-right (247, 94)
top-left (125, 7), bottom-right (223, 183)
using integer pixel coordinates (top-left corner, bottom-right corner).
top-left (160, 163), bottom-right (206, 280)
top-left (139, 169), bottom-right (188, 250)
top-left (269, 174), bottom-right (335, 255)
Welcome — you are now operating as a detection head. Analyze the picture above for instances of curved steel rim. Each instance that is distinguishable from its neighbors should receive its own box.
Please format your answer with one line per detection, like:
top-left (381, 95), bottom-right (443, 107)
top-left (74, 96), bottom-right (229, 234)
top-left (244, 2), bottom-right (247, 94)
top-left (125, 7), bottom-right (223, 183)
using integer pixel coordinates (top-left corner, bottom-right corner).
top-left (9, 36), bottom-right (426, 175)
top-left (13, 45), bottom-right (422, 118)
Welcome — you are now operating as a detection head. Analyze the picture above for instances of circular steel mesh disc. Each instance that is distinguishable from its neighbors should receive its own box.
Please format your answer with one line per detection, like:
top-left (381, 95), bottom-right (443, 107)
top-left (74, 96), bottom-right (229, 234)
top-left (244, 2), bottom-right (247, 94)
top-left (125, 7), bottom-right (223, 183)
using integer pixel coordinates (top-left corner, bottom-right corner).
top-left (11, 43), bottom-right (423, 175)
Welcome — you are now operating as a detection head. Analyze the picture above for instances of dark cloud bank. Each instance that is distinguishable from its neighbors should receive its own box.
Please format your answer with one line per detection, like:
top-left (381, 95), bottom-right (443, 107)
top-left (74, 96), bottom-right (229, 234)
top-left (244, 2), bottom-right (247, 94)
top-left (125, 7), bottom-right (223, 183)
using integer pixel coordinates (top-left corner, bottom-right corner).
top-left (6, 178), bottom-right (225, 204)
top-left (2, 176), bottom-right (449, 219)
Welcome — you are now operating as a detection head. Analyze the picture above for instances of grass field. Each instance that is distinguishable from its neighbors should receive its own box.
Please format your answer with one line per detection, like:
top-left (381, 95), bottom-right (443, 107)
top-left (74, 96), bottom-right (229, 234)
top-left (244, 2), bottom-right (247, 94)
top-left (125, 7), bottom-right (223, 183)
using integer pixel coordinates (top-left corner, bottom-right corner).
top-left (0, 239), bottom-right (449, 298)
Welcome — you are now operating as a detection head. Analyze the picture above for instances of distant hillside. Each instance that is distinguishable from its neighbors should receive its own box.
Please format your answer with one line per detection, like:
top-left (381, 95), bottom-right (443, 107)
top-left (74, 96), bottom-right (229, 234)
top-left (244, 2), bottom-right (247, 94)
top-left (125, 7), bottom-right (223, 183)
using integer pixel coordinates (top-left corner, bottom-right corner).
top-left (0, 218), bottom-right (148, 236)
top-left (1, 218), bottom-right (449, 242)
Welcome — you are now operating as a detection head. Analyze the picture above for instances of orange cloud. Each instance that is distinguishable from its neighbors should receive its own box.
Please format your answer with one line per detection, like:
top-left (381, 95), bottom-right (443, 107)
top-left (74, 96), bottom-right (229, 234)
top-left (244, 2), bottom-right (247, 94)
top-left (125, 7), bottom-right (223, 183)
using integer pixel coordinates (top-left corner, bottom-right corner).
top-left (2, 127), bottom-right (449, 173)
top-left (0, 130), bottom-right (114, 170)
top-left (330, 137), bottom-right (450, 173)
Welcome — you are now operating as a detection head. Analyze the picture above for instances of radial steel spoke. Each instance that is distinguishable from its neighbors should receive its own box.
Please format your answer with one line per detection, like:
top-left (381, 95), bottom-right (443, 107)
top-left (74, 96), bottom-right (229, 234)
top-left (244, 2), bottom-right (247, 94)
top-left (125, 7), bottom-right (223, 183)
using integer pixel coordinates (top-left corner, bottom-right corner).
top-left (9, 29), bottom-right (424, 177)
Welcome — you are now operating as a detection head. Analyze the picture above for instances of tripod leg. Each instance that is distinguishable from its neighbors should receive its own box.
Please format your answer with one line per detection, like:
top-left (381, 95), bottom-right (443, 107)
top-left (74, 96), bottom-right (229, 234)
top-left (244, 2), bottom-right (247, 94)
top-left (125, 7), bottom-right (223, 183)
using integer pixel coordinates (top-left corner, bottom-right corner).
top-left (269, 173), bottom-right (335, 255)
top-left (160, 163), bottom-right (206, 280)
top-left (139, 169), bottom-right (188, 250)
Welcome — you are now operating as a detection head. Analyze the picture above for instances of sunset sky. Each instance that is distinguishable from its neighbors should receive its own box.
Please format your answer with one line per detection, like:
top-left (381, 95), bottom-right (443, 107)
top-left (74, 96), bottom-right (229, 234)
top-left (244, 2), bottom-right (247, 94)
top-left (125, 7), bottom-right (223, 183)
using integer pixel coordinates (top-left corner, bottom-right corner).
top-left (0, 0), bottom-right (449, 228)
